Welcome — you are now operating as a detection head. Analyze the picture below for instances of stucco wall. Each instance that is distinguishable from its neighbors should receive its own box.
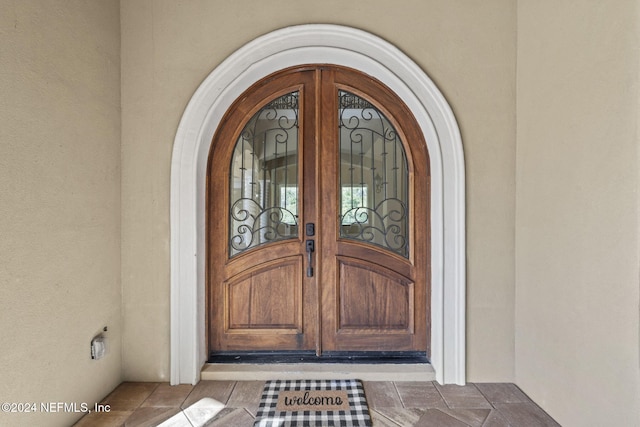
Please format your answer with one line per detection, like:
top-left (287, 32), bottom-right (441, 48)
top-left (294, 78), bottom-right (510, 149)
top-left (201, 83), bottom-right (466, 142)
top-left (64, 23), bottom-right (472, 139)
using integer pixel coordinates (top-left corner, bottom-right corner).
top-left (121, 0), bottom-right (517, 382)
top-left (516, 1), bottom-right (640, 425)
top-left (0, 1), bottom-right (122, 426)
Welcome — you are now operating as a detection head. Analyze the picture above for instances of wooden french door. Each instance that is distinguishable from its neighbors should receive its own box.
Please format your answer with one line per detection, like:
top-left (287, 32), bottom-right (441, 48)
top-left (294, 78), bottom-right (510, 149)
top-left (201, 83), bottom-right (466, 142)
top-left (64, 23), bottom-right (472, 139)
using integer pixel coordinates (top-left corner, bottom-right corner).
top-left (207, 65), bottom-right (430, 358)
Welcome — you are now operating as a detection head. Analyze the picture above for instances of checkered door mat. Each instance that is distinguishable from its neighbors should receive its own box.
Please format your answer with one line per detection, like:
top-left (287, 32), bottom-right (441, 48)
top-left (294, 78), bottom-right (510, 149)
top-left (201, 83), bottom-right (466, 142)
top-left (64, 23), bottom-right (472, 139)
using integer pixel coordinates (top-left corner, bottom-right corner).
top-left (254, 379), bottom-right (372, 427)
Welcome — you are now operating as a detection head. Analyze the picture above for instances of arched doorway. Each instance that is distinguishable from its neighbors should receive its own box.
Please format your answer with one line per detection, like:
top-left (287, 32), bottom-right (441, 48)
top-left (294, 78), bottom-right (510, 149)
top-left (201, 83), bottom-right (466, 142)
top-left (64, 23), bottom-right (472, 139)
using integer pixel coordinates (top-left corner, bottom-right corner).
top-left (207, 65), bottom-right (430, 359)
top-left (170, 25), bottom-right (466, 385)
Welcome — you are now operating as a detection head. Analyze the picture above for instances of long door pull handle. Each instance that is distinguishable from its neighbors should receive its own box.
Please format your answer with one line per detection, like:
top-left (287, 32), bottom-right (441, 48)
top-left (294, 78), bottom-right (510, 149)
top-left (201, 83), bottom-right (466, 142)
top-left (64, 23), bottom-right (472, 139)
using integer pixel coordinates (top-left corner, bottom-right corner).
top-left (306, 240), bottom-right (315, 277)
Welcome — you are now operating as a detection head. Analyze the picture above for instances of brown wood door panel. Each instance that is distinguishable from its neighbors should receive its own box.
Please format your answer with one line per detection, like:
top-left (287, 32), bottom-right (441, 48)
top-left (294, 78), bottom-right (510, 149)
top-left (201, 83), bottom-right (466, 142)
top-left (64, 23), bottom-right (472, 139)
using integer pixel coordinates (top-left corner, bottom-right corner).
top-left (215, 253), bottom-right (315, 351)
top-left (337, 257), bottom-right (414, 333)
top-left (320, 251), bottom-right (426, 352)
top-left (225, 256), bottom-right (303, 332)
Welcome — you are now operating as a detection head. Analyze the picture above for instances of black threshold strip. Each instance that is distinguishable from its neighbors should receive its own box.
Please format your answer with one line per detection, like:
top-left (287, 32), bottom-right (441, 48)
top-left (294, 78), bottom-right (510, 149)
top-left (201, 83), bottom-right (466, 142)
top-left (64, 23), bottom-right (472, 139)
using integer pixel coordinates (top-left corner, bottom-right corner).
top-left (208, 351), bottom-right (430, 364)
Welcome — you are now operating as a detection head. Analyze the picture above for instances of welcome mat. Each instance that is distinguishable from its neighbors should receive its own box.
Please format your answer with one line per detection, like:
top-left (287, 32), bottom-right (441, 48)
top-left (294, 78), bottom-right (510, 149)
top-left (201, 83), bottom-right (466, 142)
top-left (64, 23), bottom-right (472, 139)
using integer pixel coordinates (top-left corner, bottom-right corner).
top-left (254, 379), bottom-right (372, 427)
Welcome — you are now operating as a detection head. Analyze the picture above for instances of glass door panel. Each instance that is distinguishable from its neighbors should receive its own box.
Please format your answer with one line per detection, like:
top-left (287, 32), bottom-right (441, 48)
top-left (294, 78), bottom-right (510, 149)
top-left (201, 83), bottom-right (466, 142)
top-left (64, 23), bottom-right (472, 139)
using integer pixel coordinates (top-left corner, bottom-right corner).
top-left (338, 90), bottom-right (409, 258)
top-left (229, 92), bottom-right (299, 257)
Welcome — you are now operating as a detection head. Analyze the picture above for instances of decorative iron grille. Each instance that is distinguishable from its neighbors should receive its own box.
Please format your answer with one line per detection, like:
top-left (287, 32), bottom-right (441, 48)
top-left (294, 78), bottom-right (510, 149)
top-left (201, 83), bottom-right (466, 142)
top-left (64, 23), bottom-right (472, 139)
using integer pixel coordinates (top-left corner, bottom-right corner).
top-left (338, 90), bottom-right (409, 258)
top-left (229, 91), bottom-right (299, 257)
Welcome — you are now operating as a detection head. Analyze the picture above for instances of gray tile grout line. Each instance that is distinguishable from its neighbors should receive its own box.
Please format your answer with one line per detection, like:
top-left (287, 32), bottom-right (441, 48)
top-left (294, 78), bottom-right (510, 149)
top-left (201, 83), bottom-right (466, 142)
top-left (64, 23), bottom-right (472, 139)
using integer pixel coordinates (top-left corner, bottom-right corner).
top-left (473, 383), bottom-right (500, 410)
top-left (387, 381), bottom-right (419, 427)
top-left (507, 383), bottom-right (560, 424)
top-left (474, 384), bottom-right (560, 427)
top-left (437, 384), bottom-right (480, 427)
top-left (391, 381), bottom-right (406, 409)
top-left (198, 380), bottom-right (237, 425)
top-left (473, 384), bottom-right (514, 427)
top-left (178, 384), bottom-right (193, 408)
top-left (474, 383), bottom-right (560, 426)
top-left (225, 380), bottom-right (238, 406)
top-left (433, 380), bottom-right (452, 409)
top-left (392, 381), bottom-right (478, 427)
top-left (141, 383), bottom-right (189, 426)
top-left (242, 406), bottom-right (256, 420)
top-left (480, 407), bottom-right (512, 427)
top-left (119, 382), bottom-right (160, 427)
top-left (433, 381), bottom-right (497, 427)
top-left (181, 383), bottom-right (197, 409)
top-left (370, 408), bottom-right (403, 427)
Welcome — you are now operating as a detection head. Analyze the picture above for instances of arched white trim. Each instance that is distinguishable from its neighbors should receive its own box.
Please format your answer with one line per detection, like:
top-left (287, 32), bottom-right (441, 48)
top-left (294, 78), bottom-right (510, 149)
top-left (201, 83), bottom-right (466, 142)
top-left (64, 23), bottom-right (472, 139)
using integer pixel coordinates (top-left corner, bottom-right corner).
top-left (170, 24), bottom-right (466, 385)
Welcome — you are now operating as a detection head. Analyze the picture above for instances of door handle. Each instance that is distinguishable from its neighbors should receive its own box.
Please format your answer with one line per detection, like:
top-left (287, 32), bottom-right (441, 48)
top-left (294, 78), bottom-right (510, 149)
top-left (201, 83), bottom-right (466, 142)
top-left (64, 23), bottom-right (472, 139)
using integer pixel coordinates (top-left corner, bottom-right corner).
top-left (306, 239), bottom-right (315, 277)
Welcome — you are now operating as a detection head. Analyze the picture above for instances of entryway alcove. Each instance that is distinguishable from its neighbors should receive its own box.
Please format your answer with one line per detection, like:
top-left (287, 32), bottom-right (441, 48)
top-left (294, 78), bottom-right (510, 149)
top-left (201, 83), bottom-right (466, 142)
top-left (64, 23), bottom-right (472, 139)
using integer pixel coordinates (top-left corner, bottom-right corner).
top-left (170, 24), bottom-right (466, 385)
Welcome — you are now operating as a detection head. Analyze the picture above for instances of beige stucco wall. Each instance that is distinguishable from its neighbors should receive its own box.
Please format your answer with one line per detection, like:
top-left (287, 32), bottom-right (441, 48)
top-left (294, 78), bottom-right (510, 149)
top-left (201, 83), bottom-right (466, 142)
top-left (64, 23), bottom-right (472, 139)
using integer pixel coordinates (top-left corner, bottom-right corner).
top-left (0, 1), bottom-right (122, 426)
top-left (121, 0), bottom-right (517, 382)
top-left (516, 1), bottom-right (640, 426)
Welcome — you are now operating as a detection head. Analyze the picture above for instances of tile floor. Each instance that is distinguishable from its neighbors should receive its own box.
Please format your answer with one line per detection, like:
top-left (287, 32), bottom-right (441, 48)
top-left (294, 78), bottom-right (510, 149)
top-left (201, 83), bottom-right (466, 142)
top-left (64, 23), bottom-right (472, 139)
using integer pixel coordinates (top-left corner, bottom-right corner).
top-left (73, 381), bottom-right (560, 426)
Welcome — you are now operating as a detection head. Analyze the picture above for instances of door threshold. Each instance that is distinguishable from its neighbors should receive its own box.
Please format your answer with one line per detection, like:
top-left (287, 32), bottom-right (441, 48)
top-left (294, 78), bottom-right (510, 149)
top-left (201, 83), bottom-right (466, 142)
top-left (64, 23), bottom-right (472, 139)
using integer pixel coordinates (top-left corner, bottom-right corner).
top-left (208, 351), bottom-right (428, 365)
top-left (201, 362), bottom-right (435, 382)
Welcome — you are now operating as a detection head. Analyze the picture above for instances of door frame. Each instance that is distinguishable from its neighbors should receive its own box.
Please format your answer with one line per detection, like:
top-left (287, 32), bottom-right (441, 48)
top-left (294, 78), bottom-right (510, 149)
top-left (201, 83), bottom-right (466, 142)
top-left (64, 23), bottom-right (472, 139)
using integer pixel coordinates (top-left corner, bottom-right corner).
top-left (170, 24), bottom-right (466, 385)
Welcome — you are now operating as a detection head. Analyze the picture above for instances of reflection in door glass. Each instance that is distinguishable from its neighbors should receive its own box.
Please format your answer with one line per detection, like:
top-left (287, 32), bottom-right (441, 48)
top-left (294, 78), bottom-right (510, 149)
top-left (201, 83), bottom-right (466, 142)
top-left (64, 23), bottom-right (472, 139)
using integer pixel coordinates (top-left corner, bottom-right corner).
top-left (338, 90), bottom-right (409, 258)
top-left (229, 92), bottom-right (299, 257)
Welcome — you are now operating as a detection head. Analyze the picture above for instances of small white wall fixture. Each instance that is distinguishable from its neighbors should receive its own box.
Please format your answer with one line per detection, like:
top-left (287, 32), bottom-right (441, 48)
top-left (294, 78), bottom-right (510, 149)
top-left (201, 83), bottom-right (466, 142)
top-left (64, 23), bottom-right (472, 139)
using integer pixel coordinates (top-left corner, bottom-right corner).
top-left (170, 25), bottom-right (466, 385)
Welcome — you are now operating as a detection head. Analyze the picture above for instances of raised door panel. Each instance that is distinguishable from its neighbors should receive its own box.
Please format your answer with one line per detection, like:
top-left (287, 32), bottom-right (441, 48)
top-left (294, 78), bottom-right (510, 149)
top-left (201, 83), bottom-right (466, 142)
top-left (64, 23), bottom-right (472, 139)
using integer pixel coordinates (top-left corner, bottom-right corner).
top-left (226, 257), bottom-right (303, 333)
top-left (337, 257), bottom-right (414, 333)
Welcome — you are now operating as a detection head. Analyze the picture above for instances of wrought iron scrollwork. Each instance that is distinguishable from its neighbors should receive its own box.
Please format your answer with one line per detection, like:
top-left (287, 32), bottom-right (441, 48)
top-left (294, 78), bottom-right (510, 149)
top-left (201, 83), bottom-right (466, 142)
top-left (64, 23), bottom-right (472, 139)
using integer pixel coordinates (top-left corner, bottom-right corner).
top-left (338, 90), bottom-right (410, 258)
top-left (229, 92), bottom-right (299, 257)
top-left (230, 199), bottom-right (298, 253)
top-left (341, 198), bottom-right (408, 257)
